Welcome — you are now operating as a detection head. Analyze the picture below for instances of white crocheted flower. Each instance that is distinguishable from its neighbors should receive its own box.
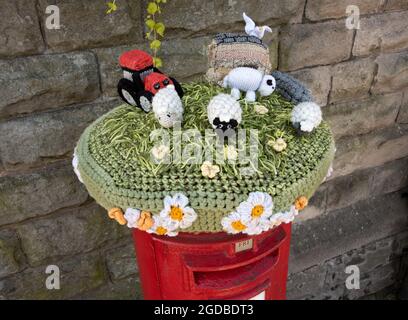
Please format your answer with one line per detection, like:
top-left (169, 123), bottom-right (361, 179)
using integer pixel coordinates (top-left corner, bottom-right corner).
top-left (159, 193), bottom-right (197, 229)
top-left (237, 192), bottom-right (274, 220)
top-left (201, 161), bottom-right (220, 178)
top-left (270, 206), bottom-right (298, 225)
top-left (291, 102), bottom-right (322, 133)
top-left (147, 215), bottom-right (178, 237)
top-left (221, 212), bottom-right (251, 234)
top-left (72, 150), bottom-right (83, 183)
top-left (124, 208), bottom-right (141, 229)
top-left (151, 144), bottom-right (170, 161)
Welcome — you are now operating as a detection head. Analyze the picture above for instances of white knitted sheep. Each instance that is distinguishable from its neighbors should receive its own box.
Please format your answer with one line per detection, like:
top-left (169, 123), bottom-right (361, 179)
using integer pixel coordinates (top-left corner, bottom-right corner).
top-left (152, 85), bottom-right (184, 128)
top-left (223, 67), bottom-right (276, 102)
top-left (207, 94), bottom-right (242, 133)
top-left (291, 102), bottom-right (322, 134)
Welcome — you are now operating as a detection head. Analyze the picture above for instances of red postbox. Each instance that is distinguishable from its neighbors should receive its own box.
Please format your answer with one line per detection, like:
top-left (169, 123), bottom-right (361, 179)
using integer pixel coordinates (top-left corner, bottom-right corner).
top-left (132, 223), bottom-right (292, 300)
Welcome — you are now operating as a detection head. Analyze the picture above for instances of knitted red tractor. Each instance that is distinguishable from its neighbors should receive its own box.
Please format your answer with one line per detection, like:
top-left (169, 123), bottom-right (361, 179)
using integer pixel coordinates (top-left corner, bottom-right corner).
top-left (117, 50), bottom-right (184, 112)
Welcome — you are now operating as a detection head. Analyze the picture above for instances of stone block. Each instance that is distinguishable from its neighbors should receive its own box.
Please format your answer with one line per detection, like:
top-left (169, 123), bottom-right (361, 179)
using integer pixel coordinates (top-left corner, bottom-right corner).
top-left (38, 0), bottom-right (142, 52)
top-left (329, 58), bottom-right (376, 103)
top-left (306, 0), bottom-right (383, 21)
top-left (287, 265), bottom-right (327, 299)
top-left (0, 100), bottom-right (118, 169)
top-left (280, 21), bottom-right (354, 71)
top-left (16, 202), bottom-right (129, 266)
top-left (397, 91), bottom-right (408, 124)
top-left (333, 125), bottom-right (408, 178)
top-left (291, 191), bottom-right (408, 273)
top-left (0, 161), bottom-right (88, 225)
top-left (0, 52), bottom-right (100, 119)
top-left (105, 243), bottom-right (138, 281)
top-left (353, 11), bottom-right (408, 56)
top-left (324, 93), bottom-right (401, 139)
top-left (162, 0), bottom-right (305, 37)
top-left (0, 251), bottom-right (107, 299)
top-left (291, 66), bottom-right (331, 106)
top-left (0, 0), bottom-right (44, 58)
top-left (385, 0), bottom-right (408, 11)
top-left (0, 229), bottom-right (26, 278)
top-left (72, 276), bottom-right (141, 300)
top-left (372, 51), bottom-right (408, 95)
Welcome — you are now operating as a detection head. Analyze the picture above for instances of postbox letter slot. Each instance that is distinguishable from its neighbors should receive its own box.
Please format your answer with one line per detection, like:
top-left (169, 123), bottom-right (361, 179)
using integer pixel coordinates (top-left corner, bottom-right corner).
top-left (192, 249), bottom-right (279, 290)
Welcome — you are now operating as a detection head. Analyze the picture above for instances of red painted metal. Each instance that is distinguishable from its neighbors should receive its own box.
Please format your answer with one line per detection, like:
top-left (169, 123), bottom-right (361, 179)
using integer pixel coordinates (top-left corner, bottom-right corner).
top-left (132, 223), bottom-right (292, 300)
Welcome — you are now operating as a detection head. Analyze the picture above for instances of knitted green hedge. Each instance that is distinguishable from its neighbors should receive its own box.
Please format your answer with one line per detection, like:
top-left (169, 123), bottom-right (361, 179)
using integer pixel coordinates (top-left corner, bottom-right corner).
top-left (76, 82), bottom-right (335, 233)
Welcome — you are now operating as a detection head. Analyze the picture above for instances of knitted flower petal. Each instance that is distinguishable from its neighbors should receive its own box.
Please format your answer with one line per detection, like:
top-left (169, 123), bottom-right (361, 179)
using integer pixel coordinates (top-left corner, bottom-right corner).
top-left (124, 208), bottom-right (141, 228)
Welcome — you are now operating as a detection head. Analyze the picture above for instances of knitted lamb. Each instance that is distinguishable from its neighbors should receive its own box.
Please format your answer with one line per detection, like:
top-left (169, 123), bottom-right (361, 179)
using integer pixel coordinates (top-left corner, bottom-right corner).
top-left (207, 94), bottom-right (242, 133)
top-left (152, 85), bottom-right (184, 128)
top-left (223, 67), bottom-right (276, 102)
top-left (291, 102), bottom-right (322, 134)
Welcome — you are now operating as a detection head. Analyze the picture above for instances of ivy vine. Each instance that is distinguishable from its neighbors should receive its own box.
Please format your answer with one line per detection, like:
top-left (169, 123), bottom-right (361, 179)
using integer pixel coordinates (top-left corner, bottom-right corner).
top-left (106, 0), bottom-right (168, 68)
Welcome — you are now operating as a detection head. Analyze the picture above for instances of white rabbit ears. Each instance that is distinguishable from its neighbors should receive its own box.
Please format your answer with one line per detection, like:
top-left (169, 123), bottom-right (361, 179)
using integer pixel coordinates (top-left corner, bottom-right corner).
top-left (243, 12), bottom-right (272, 40)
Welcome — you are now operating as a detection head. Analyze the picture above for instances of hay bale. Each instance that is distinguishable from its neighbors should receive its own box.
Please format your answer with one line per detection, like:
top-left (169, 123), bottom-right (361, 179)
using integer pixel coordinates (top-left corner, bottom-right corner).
top-left (206, 33), bottom-right (272, 84)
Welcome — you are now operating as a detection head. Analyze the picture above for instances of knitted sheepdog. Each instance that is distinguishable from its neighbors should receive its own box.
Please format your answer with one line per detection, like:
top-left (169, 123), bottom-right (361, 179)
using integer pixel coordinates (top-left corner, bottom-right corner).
top-left (223, 67), bottom-right (276, 102)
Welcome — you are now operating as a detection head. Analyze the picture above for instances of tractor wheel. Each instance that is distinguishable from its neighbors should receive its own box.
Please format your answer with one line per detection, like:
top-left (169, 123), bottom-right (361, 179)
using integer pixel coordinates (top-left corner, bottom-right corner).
top-left (117, 78), bottom-right (139, 107)
top-left (137, 91), bottom-right (154, 113)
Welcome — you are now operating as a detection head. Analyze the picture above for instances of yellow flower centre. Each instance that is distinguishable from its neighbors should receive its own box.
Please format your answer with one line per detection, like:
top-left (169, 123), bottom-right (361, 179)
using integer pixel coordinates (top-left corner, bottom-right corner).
top-left (231, 220), bottom-right (247, 231)
top-left (251, 205), bottom-right (264, 218)
top-left (156, 226), bottom-right (167, 235)
top-left (170, 206), bottom-right (184, 221)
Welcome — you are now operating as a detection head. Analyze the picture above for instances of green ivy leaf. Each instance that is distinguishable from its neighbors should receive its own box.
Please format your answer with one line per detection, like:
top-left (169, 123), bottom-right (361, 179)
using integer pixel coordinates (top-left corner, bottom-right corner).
top-left (106, 1), bottom-right (117, 14)
top-left (147, 2), bottom-right (158, 14)
top-left (150, 39), bottom-right (161, 49)
top-left (155, 22), bottom-right (165, 37)
top-left (153, 57), bottom-right (163, 68)
top-left (145, 19), bottom-right (156, 30)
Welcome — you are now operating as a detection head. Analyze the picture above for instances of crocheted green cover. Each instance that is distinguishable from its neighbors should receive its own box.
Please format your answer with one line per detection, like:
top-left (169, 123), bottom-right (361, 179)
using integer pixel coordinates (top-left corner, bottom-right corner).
top-left (76, 82), bottom-right (335, 233)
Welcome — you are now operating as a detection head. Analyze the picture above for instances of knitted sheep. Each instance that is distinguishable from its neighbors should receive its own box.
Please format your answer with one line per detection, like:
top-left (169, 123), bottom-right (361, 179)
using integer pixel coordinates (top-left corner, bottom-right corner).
top-left (291, 102), bottom-right (322, 134)
top-left (152, 85), bottom-right (184, 128)
top-left (207, 94), bottom-right (242, 134)
top-left (223, 67), bottom-right (276, 102)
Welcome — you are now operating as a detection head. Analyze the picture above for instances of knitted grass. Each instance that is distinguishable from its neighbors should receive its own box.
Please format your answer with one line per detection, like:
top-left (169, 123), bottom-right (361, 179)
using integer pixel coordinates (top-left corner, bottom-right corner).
top-left (95, 82), bottom-right (307, 178)
top-left (76, 81), bottom-right (335, 233)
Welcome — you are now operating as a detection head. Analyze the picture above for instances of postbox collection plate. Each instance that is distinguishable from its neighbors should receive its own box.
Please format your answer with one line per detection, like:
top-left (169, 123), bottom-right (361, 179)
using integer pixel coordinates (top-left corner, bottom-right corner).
top-left (235, 239), bottom-right (253, 253)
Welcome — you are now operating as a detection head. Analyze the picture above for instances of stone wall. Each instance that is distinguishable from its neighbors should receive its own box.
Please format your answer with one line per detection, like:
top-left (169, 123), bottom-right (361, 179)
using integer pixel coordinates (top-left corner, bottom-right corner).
top-left (0, 0), bottom-right (407, 300)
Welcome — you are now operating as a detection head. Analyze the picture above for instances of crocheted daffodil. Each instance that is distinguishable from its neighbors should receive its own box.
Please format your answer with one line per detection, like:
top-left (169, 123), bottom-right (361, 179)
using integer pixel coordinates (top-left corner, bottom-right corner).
top-left (201, 161), bottom-right (220, 178)
top-left (159, 193), bottom-right (197, 229)
top-left (295, 196), bottom-right (308, 211)
top-left (147, 215), bottom-right (179, 237)
top-left (108, 208), bottom-right (127, 225)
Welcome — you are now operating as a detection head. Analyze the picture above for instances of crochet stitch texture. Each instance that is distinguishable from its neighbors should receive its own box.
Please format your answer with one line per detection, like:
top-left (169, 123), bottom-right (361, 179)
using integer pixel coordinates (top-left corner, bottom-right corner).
top-left (75, 78), bottom-right (335, 233)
